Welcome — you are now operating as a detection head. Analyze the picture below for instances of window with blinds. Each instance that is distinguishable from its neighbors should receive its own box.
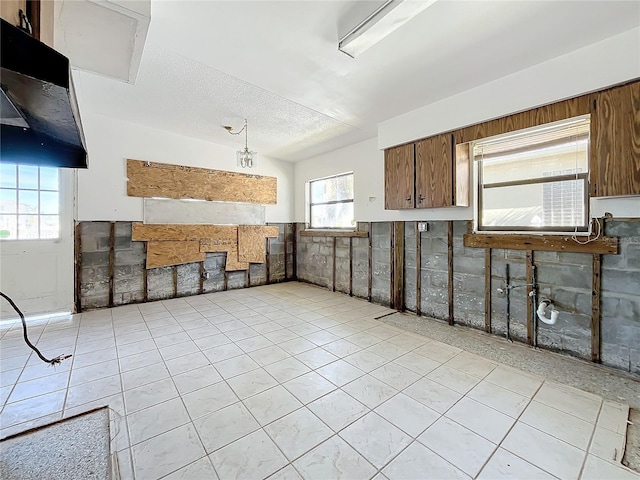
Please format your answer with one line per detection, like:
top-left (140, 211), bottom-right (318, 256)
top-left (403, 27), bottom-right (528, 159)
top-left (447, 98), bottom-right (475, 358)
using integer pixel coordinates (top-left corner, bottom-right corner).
top-left (474, 116), bottom-right (590, 233)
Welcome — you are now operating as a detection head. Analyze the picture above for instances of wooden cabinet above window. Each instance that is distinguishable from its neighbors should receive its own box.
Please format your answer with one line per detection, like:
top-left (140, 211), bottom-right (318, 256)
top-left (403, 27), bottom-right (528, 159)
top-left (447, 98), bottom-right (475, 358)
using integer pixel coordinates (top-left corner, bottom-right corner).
top-left (590, 81), bottom-right (640, 198)
top-left (384, 134), bottom-right (470, 210)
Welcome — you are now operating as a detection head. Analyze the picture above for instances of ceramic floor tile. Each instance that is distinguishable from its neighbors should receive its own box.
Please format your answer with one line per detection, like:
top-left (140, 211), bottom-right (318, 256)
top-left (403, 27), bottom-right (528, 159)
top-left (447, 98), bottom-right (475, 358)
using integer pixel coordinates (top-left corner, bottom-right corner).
top-left (502, 422), bottom-right (585, 480)
top-left (163, 456), bottom-right (220, 480)
top-left (590, 425), bottom-right (626, 463)
top-left (283, 371), bottom-right (337, 404)
top-left (534, 382), bottom-right (602, 423)
top-left (279, 337), bottom-right (317, 355)
top-left (226, 326), bottom-right (261, 342)
top-left (581, 454), bottom-right (640, 480)
top-left (304, 330), bottom-right (341, 346)
top-left (265, 357), bottom-right (311, 383)
top-left (413, 341), bottom-right (461, 363)
top-left (375, 393), bottom-right (440, 437)
top-left (418, 416), bottom-right (497, 477)
top-left (243, 385), bottom-right (303, 426)
top-left (467, 380), bottom-right (531, 418)
top-left (172, 365), bottom-right (222, 395)
top-left (202, 343), bottom-right (244, 364)
top-left (520, 400), bottom-right (594, 450)
top-left (194, 401), bottom-right (260, 453)
top-left (369, 363), bottom-right (421, 390)
top-left (322, 339), bottom-right (362, 357)
top-left (264, 407), bottom-right (333, 461)
top-left (295, 348), bottom-right (339, 369)
top-left (209, 430), bottom-right (288, 479)
top-left (383, 441), bottom-right (470, 480)
top-left (132, 423), bottom-right (205, 479)
top-left (597, 400), bottom-right (629, 435)
top-left (427, 364), bottom-right (481, 394)
top-left (339, 412), bottom-right (412, 469)
top-left (122, 362), bottom-right (170, 391)
top-left (294, 436), bottom-right (377, 480)
top-left (403, 377), bottom-right (463, 414)
top-left (127, 397), bottom-right (190, 445)
top-left (249, 345), bottom-right (291, 366)
top-left (68, 360), bottom-right (120, 388)
top-left (345, 332), bottom-right (382, 348)
top-left (0, 390), bottom-right (66, 428)
top-left (119, 349), bottom-right (164, 372)
top-left (65, 374), bottom-right (123, 410)
top-left (444, 351), bottom-right (497, 378)
top-left (445, 396), bottom-right (516, 444)
top-left (484, 366), bottom-right (544, 398)
top-left (192, 333), bottom-right (232, 350)
top-left (342, 375), bottom-right (398, 409)
top-left (317, 360), bottom-right (365, 387)
top-left (124, 377), bottom-right (179, 414)
top-left (158, 340), bottom-right (200, 361)
top-left (385, 333), bottom-right (429, 350)
top-left (182, 382), bottom-right (238, 419)
top-left (308, 389), bottom-right (369, 432)
top-left (393, 352), bottom-right (441, 375)
top-left (365, 341), bottom-right (408, 361)
top-left (477, 448), bottom-right (556, 480)
top-left (264, 329), bottom-right (300, 344)
top-left (214, 354), bottom-right (260, 379)
top-left (227, 368), bottom-right (278, 399)
top-left (8, 371), bottom-right (69, 403)
top-left (343, 350), bottom-right (388, 372)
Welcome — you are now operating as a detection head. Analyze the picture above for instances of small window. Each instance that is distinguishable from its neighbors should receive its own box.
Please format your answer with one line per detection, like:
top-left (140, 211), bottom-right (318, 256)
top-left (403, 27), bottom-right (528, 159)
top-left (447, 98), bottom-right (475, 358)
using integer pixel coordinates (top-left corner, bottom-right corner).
top-left (0, 164), bottom-right (60, 240)
top-left (475, 116), bottom-right (590, 233)
top-left (309, 172), bottom-right (354, 229)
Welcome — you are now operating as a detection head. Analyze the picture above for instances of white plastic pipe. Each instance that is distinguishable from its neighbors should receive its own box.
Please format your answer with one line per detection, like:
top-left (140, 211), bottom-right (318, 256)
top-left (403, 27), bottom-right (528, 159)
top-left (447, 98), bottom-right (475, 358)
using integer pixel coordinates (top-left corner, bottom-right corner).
top-left (537, 300), bottom-right (559, 325)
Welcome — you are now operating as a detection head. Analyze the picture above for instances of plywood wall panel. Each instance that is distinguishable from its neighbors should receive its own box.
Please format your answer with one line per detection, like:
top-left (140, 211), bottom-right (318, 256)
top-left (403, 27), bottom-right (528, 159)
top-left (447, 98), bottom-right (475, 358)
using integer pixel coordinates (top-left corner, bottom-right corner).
top-left (127, 160), bottom-right (277, 204)
top-left (199, 243), bottom-right (249, 271)
top-left (146, 241), bottom-right (205, 269)
top-left (238, 226), bottom-right (280, 263)
top-left (132, 223), bottom-right (238, 243)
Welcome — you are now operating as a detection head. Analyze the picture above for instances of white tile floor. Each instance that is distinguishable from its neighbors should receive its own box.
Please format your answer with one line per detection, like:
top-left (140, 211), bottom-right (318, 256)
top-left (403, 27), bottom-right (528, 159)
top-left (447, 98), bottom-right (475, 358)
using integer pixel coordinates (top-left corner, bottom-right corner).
top-left (0, 282), bottom-right (638, 480)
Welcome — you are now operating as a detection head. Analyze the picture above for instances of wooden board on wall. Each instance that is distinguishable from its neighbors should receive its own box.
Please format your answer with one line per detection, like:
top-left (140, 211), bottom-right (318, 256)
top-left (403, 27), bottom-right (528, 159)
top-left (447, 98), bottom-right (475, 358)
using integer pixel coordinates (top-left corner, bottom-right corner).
top-left (132, 223), bottom-right (238, 243)
top-left (463, 233), bottom-right (618, 254)
top-left (147, 241), bottom-right (205, 269)
top-left (199, 243), bottom-right (249, 271)
top-left (127, 160), bottom-right (277, 204)
top-left (238, 225), bottom-right (280, 263)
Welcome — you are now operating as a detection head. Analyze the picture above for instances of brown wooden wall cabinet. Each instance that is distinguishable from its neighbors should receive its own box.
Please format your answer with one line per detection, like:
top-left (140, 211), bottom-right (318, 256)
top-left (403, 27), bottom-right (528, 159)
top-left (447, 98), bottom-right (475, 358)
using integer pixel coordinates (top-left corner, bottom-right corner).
top-left (384, 80), bottom-right (639, 210)
top-left (590, 82), bottom-right (640, 197)
top-left (384, 134), bottom-right (469, 210)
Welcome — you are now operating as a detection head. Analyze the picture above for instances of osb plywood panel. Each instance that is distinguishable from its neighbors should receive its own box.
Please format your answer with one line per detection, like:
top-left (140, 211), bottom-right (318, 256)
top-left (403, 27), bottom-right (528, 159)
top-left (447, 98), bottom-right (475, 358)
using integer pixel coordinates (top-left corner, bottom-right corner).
top-left (132, 223), bottom-right (238, 243)
top-left (146, 241), bottom-right (205, 269)
top-left (127, 160), bottom-right (277, 204)
top-left (144, 198), bottom-right (266, 225)
top-left (238, 225), bottom-right (280, 263)
top-left (199, 242), bottom-right (249, 271)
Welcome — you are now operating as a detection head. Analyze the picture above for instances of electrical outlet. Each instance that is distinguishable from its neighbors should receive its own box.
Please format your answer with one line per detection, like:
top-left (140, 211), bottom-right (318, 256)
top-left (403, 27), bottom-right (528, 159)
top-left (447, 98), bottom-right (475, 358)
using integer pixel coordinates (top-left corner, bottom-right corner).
top-left (417, 222), bottom-right (428, 232)
top-left (201, 271), bottom-right (210, 280)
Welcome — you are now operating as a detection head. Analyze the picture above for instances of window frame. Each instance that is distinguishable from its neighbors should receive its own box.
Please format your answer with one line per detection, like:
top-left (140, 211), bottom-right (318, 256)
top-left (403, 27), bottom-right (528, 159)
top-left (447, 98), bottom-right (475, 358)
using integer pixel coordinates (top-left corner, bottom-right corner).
top-left (474, 117), bottom-right (591, 235)
top-left (308, 171), bottom-right (355, 230)
top-left (0, 164), bottom-right (61, 241)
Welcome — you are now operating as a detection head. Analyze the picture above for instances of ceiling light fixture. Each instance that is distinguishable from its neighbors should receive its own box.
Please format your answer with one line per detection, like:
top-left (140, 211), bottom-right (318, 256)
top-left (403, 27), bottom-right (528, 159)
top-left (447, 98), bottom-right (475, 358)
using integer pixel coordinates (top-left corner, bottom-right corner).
top-left (338, 0), bottom-right (437, 58)
top-left (224, 119), bottom-right (257, 168)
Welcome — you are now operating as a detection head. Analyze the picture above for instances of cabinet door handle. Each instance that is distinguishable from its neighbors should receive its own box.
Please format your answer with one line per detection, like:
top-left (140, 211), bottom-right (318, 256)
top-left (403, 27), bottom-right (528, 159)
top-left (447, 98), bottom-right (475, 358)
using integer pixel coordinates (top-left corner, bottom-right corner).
top-left (406, 195), bottom-right (412, 203)
top-left (418, 194), bottom-right (425, 204)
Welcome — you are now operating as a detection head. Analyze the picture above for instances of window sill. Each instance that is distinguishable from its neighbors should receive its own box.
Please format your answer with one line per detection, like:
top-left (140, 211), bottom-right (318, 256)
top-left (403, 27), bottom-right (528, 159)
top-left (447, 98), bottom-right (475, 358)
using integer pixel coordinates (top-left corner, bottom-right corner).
top-left (463, 233), bottom-right (618, 254)
top-left (299, 229), bottom-right (368, 238)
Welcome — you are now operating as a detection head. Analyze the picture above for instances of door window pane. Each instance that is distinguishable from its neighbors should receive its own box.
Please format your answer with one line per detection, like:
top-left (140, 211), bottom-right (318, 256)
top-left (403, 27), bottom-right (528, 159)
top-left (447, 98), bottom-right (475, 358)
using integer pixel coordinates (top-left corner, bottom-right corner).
top-left (0, 189), bottom-right (17, 213)
top-left (18, 190), bottom-right (38, 214)
top-left (40, 215), bottom-right (59, 239)
top-left (18, 165), bottom-right (39, 189)
top-left (0, 164), bottom-right (17, 188)
top-left (18, 215), bottom-right (39, 239)
top-left (0, 215), bottom-right (17, 239)
top-left (39, 167), bottom-right (59, 191)
top-left (40, 191), bottom-right (58, 214)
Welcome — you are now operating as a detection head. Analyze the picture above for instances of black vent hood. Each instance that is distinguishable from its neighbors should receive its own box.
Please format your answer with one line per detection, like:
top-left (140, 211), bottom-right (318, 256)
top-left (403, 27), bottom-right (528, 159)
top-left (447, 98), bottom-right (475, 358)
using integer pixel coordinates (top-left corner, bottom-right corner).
top-left (1, 18), bottom-right (87, 169)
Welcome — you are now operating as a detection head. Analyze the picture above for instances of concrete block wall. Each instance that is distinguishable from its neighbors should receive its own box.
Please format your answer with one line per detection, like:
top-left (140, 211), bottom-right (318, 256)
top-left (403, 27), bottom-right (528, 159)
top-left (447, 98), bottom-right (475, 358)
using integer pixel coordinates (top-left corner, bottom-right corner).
top-left (294, 219), bottom-right (640, 375)
top-left (78, 222), bottom-right (293, 310)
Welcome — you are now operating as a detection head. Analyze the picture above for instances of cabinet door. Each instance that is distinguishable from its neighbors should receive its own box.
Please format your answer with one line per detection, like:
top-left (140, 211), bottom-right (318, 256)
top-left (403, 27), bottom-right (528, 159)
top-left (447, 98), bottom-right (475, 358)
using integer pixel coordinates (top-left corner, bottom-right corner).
top-left (591, 82), bottom-right (640, 197)
top-left (384, 144), bottom-right (415, 210)
top-left (415, 134), bottom-right (453, 208)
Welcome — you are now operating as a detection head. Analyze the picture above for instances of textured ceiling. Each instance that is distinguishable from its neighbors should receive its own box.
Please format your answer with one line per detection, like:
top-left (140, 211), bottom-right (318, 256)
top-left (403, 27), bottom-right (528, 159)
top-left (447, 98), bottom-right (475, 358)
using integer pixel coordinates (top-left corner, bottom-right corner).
top-left (72, 0), bottom-right (640, 162)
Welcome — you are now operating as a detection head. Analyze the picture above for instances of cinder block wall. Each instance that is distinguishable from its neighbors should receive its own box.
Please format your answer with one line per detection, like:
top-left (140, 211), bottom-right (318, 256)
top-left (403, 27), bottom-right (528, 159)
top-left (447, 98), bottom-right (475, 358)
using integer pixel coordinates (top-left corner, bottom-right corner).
top-left (78, 222), bottom-right (294, 310)
top-left (294, 219), bottom-right (640, 375)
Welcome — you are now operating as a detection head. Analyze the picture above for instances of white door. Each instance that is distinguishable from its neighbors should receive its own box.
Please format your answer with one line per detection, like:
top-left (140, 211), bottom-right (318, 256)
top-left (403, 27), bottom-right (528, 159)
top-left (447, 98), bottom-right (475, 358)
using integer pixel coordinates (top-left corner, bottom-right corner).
top-left (0, 165), bottom-right (75, 318)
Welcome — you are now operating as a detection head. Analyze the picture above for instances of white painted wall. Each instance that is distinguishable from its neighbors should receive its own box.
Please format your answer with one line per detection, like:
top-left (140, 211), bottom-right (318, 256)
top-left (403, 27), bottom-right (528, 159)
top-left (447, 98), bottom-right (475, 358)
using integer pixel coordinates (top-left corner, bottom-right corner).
top-left (76, 112), bottom-right (294, 223)
top-left (295, 27), bottom-right (640, 223)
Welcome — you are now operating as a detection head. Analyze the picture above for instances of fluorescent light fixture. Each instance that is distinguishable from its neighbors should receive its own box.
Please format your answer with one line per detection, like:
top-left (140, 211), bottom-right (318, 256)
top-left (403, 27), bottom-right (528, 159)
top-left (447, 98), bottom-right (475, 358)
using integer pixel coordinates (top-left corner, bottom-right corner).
top-left (339, 0), bottom-right (437, 58)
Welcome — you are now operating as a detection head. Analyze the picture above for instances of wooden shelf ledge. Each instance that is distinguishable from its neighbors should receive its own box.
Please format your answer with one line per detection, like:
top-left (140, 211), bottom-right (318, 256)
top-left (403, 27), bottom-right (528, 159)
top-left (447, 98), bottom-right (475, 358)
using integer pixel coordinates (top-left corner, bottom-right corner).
top-left (463, 233), bottom-right (618, 254)
top-left (299, 230), bottom-right (368, 238)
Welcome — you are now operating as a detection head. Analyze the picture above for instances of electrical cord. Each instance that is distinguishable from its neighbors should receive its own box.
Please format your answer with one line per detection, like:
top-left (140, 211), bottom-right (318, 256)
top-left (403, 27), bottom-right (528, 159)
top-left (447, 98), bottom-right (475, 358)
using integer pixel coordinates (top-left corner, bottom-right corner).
top-left (0, 291), bottom-right (72, 365)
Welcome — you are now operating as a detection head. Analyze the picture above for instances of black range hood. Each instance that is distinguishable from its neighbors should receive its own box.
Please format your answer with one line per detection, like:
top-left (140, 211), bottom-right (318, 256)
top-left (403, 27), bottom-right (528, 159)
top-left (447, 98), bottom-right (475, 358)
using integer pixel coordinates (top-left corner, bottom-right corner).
top-left (1, 18), bottom-right (87, 169)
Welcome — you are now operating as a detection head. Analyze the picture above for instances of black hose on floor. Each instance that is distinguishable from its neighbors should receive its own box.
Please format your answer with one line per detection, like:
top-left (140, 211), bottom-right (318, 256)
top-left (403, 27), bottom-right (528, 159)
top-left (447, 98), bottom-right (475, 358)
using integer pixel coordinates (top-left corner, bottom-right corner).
top-left (0, 291), bottom-right (72, 365)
